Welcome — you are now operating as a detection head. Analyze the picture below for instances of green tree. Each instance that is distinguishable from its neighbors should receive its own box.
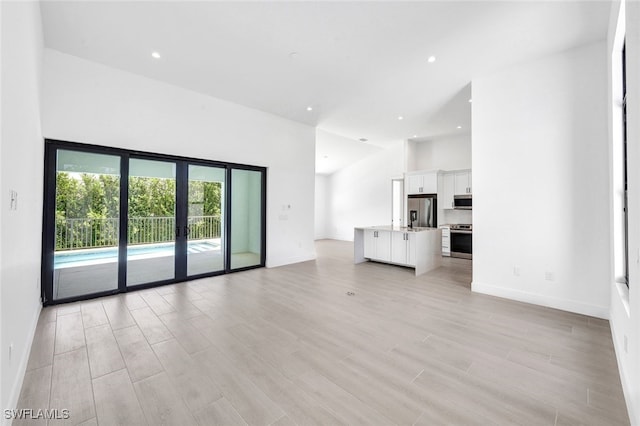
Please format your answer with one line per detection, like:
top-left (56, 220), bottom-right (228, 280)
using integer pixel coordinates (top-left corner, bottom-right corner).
top-left (55, 171), bottom-right (223, 249)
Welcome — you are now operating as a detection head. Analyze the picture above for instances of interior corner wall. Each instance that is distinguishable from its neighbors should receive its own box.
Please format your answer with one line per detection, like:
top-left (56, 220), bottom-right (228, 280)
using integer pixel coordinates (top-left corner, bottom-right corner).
top-left (405, 139), bottom-right (418, 172)
top-left (42, 49), bottom-right (317, 269)
top-left (326, 141), bottom-right (404, 241)
top-left (314, 174), bottom-right (329, 240)
top-left (413, 134), bottom-right (472, 171)
top-left (471, 41), bottom-right (610, 318)
top-left (609, 1), bottom-right (640, 424)
top-left (1, 1), bottom-right (44, 419)
top-left (1, 0), bottom-right (4, 412)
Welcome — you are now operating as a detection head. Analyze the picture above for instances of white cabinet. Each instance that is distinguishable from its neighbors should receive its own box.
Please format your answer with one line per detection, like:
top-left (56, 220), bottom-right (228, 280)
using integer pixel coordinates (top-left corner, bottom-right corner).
top-left (363, 229), bottom-right (376, 258)
top-left (407, 175), bottom-right (423, 194)
top-left (355, 227), bottom-right (442, 276)
top-left (454, 170), bottom-right (472, 195)
top-left (442, 169), bottom-right (471, 209)
top-left (441, 226), bottom-right (451, 257)
top-left (407, 232), bottom-right (416, 266)
top-left (442, 172), bottom-right (455, 210)
top-left (391, 231), bottom-right (416, 266)
top-left (406, 171), bottom-right (438, 195)
top-left (363, 229), bottom-right (391, 262)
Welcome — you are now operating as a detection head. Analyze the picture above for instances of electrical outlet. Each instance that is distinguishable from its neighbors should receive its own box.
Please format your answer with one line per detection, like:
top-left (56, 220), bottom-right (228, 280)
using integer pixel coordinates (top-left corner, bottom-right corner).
top-left (544, 271), bottom-right (555, 282)
top-left (8, 343), bottom-right (13, 361)
top-left (513, 266), bottom-right (520, 277)
top-left (624, 335), bottom-right (628, 353)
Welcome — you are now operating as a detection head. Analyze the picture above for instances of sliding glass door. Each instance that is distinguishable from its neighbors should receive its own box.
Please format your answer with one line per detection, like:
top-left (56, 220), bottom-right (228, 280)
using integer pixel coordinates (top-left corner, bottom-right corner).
top-left (42, 141), bottom-right (266, 304)
top-left (230, 168), bottom-right (264, 270)
top-left (187, 164), bottom-right (226, 276)
top-left (127, 158), bottom-right (177, 286)
top-left (51, 150), bottom-right (121, 300)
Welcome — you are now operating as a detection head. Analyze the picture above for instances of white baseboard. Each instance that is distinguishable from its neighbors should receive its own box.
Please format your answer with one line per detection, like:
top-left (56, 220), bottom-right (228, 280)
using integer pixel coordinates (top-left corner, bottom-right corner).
top-left (266, 253), bottom-right (316, 268)
top-left (4, 302), bottom-right (42, 426)
top-left (471, 281), bottom-right (609, 319)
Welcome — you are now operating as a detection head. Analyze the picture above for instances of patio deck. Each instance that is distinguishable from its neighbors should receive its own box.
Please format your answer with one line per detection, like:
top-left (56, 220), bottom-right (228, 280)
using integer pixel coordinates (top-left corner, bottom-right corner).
top-left (53, 244), bottom-right (260, 300)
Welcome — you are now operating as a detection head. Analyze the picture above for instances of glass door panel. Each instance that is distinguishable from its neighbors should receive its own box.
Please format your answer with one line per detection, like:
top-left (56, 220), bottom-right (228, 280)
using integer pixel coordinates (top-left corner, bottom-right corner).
top-left (230, 169), bottom-right (263, 269)
top-left (127, 158), bottom-right (177, 286)
top-left (187, 165), bottom-right (226, 276)
top-left (53, 150), bottom-right (121, 300)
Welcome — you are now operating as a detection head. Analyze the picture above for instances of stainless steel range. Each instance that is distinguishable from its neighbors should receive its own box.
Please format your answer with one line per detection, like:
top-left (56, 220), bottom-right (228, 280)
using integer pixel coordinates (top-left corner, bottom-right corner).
top-left (450, 224), bottom-right (472, 259)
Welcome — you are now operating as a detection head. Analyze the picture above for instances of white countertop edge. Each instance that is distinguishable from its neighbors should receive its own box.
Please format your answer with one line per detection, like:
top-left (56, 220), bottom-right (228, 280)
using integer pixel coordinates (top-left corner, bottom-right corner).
top-left (354, 225), bottom-right (440, 232)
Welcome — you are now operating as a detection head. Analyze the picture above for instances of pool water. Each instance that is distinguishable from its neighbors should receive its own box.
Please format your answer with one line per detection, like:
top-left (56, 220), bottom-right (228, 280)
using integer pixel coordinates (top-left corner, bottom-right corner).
top-left (54, 240), bottom-right (220, 268)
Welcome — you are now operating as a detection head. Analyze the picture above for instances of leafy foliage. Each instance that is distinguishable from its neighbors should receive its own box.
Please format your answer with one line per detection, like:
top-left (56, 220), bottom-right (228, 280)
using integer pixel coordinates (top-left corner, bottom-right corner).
top-left (55, 172), bottom-right (222, 250)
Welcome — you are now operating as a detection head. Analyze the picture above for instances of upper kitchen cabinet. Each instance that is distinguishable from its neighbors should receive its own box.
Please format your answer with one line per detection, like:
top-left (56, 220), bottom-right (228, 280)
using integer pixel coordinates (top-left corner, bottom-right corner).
top-left (406, 170), bottom-right (439, 195)
top-left (441, 169), bottom-right (472, 210)
top-left (454, 170), bottom-right (472, 195)
top-left (442, 172), bottom-right (455, 209)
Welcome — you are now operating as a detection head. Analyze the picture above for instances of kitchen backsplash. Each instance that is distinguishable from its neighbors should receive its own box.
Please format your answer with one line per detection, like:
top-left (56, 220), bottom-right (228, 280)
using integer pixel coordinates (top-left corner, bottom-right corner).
top-left (442, 209), bottom-right (472, 225)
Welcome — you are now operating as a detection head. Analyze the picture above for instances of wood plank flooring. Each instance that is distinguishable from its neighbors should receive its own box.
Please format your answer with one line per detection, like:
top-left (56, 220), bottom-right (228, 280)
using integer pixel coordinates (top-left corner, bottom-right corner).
top-left (16, 240), bottom-right (628, 425)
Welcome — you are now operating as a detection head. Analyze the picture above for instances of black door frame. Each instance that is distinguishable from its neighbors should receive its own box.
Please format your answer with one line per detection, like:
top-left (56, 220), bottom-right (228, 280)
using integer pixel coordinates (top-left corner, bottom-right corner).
top-left (42, 139), bottom-right (267, 306)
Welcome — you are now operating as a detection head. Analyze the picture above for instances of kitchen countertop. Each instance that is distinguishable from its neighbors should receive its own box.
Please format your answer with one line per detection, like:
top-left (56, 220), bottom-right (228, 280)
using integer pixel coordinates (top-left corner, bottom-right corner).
top-left (355, 225), bottom-right (439, 232)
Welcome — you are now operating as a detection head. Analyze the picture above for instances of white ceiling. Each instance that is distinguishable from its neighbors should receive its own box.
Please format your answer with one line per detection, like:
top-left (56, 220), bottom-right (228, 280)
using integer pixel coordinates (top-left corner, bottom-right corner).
top-left (40, 1), bottom-right (611, 172)
top-left (315, 129), bottom-right (382, 175)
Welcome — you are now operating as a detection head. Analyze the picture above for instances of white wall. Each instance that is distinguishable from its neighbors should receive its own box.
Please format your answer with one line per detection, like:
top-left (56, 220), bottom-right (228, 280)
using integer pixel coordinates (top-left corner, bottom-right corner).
top-left (472, 41), bottom-right (610, 318)
top-left (609, 1), bottom-right (640, 424)
top-left (411, 134), bottom-right (472, 172)
top-left (314, 174), bottom-right (329, 239)
top-left (42, 49), bottom-right (316, 268)
top-left (0, 1), bottom-right (44, 419)
top-left (326, 141), bottom-right (404, 241)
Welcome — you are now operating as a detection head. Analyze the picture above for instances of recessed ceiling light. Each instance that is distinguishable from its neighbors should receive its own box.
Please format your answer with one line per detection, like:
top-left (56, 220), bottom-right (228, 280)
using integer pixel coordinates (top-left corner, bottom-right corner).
top-left (428, 56), bottom-right (436, 63)
top-left (306, 106), bottom-right (313, 111)
top-left (457, 125), bottom-right (462, 129)
top-left (468, 99), bottom-right (473, 103)
top-left (151, 51), bottom-right (161, 59)
top-left (413, 135), bottom-right (418, 138)
top-left (359, 138), bottom-right (368, 142)
top-left (398, 116), bottom-right (404, 120)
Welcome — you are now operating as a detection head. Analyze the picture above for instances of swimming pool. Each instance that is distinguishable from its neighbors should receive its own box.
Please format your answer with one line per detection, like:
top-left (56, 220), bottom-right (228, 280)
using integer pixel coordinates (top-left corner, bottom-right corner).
top-left (54, 240), bottom-right (220, 268)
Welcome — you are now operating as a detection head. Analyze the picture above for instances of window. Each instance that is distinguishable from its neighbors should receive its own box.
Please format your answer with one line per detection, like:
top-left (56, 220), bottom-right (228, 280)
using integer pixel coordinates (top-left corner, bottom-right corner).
top-left (623, 40), bottom-right (629, 286)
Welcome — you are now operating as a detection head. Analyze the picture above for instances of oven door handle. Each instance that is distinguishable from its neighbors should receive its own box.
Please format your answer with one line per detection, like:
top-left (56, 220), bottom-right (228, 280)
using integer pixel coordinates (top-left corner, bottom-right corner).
top-left (450, 230), bottom-right (472, 234)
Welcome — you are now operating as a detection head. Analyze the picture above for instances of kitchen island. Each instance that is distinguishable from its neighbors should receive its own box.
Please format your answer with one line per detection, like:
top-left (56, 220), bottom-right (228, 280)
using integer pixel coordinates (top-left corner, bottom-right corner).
top-left (354, 225), bottom-right (442, 276)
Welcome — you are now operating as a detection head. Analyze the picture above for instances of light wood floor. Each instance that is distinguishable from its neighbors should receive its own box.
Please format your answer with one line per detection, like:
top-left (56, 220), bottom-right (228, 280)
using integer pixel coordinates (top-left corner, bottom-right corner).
top-left (17, 240), bottom-right (628, 425)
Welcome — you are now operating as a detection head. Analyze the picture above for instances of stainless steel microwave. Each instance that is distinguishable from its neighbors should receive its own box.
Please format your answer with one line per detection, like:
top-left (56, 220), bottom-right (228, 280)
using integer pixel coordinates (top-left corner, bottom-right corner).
top-left (453, 194), bottom-right (472, 210)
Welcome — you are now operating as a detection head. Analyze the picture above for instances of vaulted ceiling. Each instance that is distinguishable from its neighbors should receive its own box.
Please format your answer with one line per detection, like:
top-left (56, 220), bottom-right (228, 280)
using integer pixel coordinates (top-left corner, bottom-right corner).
top-left (40, 1), bottom-right (612, 174)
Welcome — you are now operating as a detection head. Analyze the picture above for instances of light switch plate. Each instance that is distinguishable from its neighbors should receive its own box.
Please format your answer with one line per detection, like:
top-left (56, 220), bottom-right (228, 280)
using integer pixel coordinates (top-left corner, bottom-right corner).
top-left (9, 190), bottom-right (18, 210)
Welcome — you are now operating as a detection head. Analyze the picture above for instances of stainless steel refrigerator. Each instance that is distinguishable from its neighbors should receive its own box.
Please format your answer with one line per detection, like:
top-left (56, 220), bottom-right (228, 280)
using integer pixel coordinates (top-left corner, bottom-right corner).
top-left (407, 194), bottom-right (437, 228)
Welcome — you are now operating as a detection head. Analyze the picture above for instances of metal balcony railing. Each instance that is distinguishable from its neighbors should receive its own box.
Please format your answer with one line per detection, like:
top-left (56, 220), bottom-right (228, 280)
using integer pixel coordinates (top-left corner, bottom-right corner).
top-left (55, 215), bottom-right (221, 251)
